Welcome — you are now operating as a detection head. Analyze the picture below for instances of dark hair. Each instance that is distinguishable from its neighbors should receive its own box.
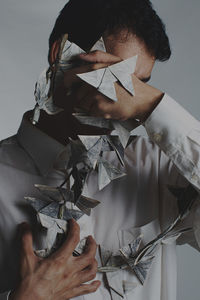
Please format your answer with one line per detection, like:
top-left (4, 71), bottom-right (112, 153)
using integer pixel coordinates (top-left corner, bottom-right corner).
top-left (49, 0), bottom-right (171, 62)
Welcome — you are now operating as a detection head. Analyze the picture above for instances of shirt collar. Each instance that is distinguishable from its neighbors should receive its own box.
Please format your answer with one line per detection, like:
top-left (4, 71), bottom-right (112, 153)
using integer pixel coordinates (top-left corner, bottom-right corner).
top-left (17, 111), bottom-right (66, 176)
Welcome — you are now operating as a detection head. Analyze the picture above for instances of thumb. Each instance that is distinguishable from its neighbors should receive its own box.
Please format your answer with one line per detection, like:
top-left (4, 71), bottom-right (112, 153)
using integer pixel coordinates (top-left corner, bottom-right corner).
top-left (19, 223), bottom-right (37, 277)
top-left (79, 50), bottom-right (121, 64)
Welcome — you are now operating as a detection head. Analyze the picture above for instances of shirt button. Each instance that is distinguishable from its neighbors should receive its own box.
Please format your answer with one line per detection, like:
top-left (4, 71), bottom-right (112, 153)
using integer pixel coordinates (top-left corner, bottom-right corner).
top-left (152, 132), bottom-right (162, 143)
top-left (191, 173), bottom-right (199, 182)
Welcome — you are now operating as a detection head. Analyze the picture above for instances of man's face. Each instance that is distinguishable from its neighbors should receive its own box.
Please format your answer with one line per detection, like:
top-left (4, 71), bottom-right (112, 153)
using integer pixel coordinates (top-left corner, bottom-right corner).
top-left (103, 29), bottom-right (155, 83)
top-left (51, 29), bottom-right (156, 138)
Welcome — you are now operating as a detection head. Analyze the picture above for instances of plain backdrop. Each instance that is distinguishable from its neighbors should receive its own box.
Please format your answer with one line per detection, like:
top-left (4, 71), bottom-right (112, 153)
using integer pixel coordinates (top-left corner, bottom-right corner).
top-left (0, 1), bottom-right (200, 299)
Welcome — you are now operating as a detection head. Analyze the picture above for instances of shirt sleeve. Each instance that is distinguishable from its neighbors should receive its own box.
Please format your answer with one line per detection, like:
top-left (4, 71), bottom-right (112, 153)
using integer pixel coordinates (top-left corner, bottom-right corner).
top-left (144, 93), bottom-right (200, 249)
top-left (144, 93), bottom-right (200, 193)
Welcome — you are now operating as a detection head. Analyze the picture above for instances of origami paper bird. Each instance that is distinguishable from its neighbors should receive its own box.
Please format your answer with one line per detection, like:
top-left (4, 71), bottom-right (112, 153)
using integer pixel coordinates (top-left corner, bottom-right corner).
top-left (32, 184), bottom-right (100, 216)
top-left (34, 69), bottom-right (64, 120)
top-left (25, 183), bottom-right (100, 255)
top-left (34, 34), bottom-right (140, 147)
top-left (78, 135), bottom-right (124, 167)
top-left (123, 185), bottom-right (198, 266)
top-left (33, 34), bottom-right (106, 122)
top-left (75, 136), bottom-right (103, 170)
top-left (37, 213), bottom-right (68, 252)
top-left (97, 158), bottom-right (126, 191)
top-left (119, 237), bottom-right (155, 285)
top-left (74, 113), bottom-right (140, 148)
top-left (97, 235), bottom-right (155, 298)
top-left (68, 136), bottom-right (126, 191)
top-left (77, 55), bottom-right (137, 102)
top-left (97, 192), bottom-right (197, 291)
top-left (25, 196), bottom-right (84, 222)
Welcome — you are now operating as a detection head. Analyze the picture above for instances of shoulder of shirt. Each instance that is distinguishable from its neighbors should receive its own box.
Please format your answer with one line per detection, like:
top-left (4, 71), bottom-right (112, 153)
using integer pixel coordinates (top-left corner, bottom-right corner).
top-left (0, 134), bottom-right (20, 161)
top-left (0, 134), bottom-right (30, 170)
top-left (126, 134), bottom-right (158, 149)
top-left (125, 134), bottom-right (170, 163)
top-left (0, 134), bottom-right (17, 147)
top-left (0, 134), bottom-right (18, 147)
top-left (0, 130), bottom-right (42, 176)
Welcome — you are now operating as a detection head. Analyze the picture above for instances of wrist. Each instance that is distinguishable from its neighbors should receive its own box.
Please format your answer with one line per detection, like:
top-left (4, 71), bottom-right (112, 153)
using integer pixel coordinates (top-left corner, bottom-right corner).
top-left (137, 90), bottom-right (164, 123)
top-left (9, 282), bottom-right (39, 300)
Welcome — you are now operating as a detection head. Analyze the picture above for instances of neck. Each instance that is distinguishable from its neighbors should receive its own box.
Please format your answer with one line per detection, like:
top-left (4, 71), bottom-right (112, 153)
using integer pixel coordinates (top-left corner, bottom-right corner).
top-left (35, 110), bottom-right (110, 146)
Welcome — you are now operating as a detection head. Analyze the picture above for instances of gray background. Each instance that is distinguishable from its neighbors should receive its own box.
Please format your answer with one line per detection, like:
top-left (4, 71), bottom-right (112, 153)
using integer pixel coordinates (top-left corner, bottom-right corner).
top-left (0, 0), bottom-right (200, 299)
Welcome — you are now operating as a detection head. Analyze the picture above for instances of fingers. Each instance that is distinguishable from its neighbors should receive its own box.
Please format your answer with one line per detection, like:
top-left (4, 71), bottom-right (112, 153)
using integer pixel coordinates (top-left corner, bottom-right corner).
top-left (63, 62), bottom-right (109, 89)
top-left (53, 219), bottom-right (80, 259)
top-left (75, 236), bottom-right (97, 270)
top-left (79, 259), bottom-right (98, 283)
top-left (62, 50), bottom-right (121, 99)
top-left (64, 281), bottom-right (101, 299)
top-left (89, 96), bottom-right (114, 118)
top-left (83, 236), bottom-right (97, 258)
top-left (73, 83), bottom-right (96, 109)
top-left (74, 82), bottom-right (115, 117)
top-left (19, 223), bottom-right (36, 276)
top-left (79, 50), bottom-right (121, 64)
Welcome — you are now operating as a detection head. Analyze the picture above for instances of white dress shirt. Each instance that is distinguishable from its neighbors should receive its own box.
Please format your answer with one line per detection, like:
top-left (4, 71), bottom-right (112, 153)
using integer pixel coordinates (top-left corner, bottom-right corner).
top-left (0, 94), bottom-right (200, 300)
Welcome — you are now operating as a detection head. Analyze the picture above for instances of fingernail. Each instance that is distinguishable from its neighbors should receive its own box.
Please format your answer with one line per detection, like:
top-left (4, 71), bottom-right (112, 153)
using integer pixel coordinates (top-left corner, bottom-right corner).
top-left (17, 222), bottom-right (29, 235)
top-left (18, 222), bottom-right (28, 228)
top-left (93, 280), bottom-right (101, 287)
top-left (104, 114), bottom-right (111, 119)
top-left (86, 235), bottom-right (92, 245)
top-left (69, 218), bottom-right (75, 224)
top-left (18, 222), bottom-right (29, 230)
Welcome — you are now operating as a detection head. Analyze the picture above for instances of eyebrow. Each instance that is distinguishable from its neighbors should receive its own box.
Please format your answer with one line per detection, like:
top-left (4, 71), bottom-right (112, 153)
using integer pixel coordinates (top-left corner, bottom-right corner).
top-left (140, 76), bottom-right (151, 83)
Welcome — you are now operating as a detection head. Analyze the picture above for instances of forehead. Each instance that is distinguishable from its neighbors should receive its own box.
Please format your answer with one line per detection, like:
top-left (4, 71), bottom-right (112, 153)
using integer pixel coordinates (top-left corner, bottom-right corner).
top-left (103, 30), bottom-right (155, 81)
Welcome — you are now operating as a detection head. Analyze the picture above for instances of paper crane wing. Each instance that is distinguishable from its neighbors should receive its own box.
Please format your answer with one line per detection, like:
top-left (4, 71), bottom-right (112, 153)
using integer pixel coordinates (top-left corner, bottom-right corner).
top-left (102, 160), bottom-right (126, 181)
top-left (112, 120), bottom-right (131, 148)
top-left (98, 161), bottom-right (111, 190)
top-left (38, 213), bottom-right (67, 233)
top-left (132, 257), bottom-right (154, 285)
top-left (40, 202), bottom-right (60, 219)
top-left (67, 209), bottom-right (84, 221)
top-left (57, 39), bottom-right (85, 74)
top-left (106, 136), bottom-right (125, 166)
top-left (78, 135), bottom-right (103, 168)
top-left (46, 224), bottom-right (58, 251)
top-left (98, 159), bottom-right (126, 190)
top-left (78, 136), bottom-right (102, 151)
top-left (120, 236), bottom-right (143, 258)
top-left (109, 56), bottom-right (137, 78)
top-left (34, 70), bottom-right (63, 116)
top-left (76, 195), bottom-right (100, 216)
top-left (98, 68), bottom-right (118, 101)
top-left (109, 56), bottom-right (137, 96)
top-left (34, 184), bottom-right (74, 203)
top-left (25, 197), bottom-right (50, 212)
top-left (91, 37), bottom-right (106, 52)
top-left (77, 68), bottom-right (106, 89)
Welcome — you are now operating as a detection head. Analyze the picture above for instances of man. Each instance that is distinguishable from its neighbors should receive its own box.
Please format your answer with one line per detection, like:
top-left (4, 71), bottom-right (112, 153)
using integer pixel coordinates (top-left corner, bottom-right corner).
top-left (0, 0), bottom-right (200, 299)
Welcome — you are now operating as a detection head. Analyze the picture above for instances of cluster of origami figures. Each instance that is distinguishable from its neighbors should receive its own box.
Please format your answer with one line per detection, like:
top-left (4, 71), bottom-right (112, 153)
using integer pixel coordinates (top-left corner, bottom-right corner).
top-left (25, 34), bottom-right (198, 298)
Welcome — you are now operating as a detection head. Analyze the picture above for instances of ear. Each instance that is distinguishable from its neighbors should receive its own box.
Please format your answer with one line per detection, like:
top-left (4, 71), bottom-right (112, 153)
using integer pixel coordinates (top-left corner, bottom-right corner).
top-left (49, 40), bottom-right (61, 65)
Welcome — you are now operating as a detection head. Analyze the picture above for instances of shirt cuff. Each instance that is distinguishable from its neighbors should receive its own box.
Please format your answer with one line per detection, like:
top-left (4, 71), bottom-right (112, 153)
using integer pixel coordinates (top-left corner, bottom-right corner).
top-left (144, 93), bottom-right (200, 192)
